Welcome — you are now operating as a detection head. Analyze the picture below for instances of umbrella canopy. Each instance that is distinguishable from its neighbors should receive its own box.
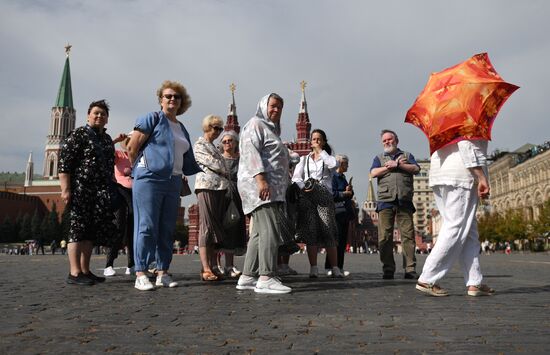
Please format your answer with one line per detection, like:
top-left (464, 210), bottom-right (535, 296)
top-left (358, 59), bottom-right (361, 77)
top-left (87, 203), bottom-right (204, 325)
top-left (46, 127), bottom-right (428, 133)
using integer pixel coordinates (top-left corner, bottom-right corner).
top-left (405, 53), bottom-right (519, 155)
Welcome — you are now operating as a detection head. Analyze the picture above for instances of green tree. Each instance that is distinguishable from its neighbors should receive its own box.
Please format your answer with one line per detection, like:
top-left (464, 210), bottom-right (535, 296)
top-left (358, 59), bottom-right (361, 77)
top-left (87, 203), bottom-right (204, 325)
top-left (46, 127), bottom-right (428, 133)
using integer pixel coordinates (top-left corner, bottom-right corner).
top-left (31, 210), bottom-right (43, 241)
top-left (174, 222), bottom-right (189, 246)
top-left (19, 213), bottom-right (32, 241)
top-left (42, 203), bottom-right (61, 242)
top-left (0, 216), bottom-right (16, 243)
top-left (533, 200), bottom-right (550, 236)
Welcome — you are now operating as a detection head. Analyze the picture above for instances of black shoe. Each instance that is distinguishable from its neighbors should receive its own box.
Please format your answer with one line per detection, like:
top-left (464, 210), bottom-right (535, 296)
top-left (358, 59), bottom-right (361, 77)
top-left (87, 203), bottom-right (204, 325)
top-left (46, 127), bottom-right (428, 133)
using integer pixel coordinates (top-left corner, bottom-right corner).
top-left (404, 271), bottom-right (419, 280)
top-left (382, 272), bottom-right (394, 280)
top-left (84, 271), bottom-right (106, 283)
top-left (67, 273), bottom-right (95, 286)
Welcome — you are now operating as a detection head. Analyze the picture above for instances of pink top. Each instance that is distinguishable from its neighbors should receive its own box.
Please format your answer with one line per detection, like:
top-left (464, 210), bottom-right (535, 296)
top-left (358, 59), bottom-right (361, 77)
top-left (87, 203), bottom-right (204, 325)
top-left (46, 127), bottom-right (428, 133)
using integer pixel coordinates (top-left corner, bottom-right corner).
top-left (114, 150), bottom-right (132, 189)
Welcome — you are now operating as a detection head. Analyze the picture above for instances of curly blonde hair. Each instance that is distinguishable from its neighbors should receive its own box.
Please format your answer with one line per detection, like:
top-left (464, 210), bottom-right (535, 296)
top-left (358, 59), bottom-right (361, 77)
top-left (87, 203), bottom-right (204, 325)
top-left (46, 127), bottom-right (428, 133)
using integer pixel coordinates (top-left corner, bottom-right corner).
top-left (156, 80), bottom-right (192, 116)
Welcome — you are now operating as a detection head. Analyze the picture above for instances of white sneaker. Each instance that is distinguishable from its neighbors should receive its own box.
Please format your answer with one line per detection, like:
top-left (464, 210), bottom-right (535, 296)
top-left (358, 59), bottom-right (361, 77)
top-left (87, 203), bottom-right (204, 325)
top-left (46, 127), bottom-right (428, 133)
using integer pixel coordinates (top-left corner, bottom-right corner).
top-left (103, 266), bottom-right (116, 277)
top-left (227, 266), bottom-right (242, 278)
top-left (236, 275), bottom-right (257, 290)
top-left (255, 277), bottom-right (292, 294)
top-left (135, 275), bottom-right (155, 291)
top-left (342, 269), bottom-right (350, 277)
top-left (309, 266), bottom-right (319, 278)
top-left (125, 267), bottom-right (134, 275)
top-left (326, 269), bottom-right (332, 277)
top-left (156, 274), bottom-right (178, 288)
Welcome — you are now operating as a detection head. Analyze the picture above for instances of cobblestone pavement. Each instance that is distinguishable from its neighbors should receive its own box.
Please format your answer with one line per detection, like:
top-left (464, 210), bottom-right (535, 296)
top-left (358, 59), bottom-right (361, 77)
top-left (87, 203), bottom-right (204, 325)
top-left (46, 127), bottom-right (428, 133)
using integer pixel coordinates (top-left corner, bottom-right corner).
top-left (1, 252), bottom-right (549, 354)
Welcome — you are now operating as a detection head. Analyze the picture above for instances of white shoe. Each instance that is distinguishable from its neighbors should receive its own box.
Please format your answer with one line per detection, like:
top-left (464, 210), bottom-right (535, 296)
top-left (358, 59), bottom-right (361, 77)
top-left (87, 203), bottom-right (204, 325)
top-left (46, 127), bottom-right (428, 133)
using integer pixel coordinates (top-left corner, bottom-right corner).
top-left (236, 275), bottom-right (257, 290)
top-left (125, 267), bottom-right (134, 275)
top-left (156, 274), bottom-right (178, 288)
top-left (254, 277), bottom-right (292, 294)
top-left (342, 269), bottom-right (350, 277)
top-left (326, 269), bottom-right (332, 277)
top-left (135, 275), bottom-right (155, 291)
top-left (103, 266), bottom-right (116, 277)
top-left (309, 266), bottom-right (319, 278)
top-left (227, 266), bottom-right (242, 278)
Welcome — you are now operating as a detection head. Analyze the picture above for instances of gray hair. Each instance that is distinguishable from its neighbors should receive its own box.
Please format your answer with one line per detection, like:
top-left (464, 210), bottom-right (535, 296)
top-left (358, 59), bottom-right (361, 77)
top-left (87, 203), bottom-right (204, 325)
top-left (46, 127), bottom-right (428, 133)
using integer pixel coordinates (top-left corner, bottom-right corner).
top-left (380, 129), bottom-right (399, 143)
top-left (268, 93), bottom-right (284, 105)
top-left (335, 154), bottom-right (349, 163)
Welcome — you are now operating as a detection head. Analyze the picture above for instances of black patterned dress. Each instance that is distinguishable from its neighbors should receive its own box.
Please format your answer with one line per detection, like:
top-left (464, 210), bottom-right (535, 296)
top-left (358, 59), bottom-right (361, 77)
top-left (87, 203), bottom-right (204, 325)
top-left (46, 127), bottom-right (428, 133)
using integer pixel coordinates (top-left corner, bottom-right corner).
top-left (58, 125), bottom-right (116, 245)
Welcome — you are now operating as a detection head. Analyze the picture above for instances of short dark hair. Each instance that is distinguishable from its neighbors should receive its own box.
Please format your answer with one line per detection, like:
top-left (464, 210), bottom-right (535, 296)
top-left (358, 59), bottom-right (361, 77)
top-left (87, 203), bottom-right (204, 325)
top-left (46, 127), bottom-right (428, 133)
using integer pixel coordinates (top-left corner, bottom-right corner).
top-left (88, 99), bottom-right (110, 115)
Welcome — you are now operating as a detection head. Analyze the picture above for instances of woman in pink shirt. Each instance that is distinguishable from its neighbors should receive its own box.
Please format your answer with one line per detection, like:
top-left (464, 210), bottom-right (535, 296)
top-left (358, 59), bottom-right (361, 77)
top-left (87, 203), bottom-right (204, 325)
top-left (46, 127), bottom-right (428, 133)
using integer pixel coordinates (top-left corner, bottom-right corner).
top-left (104, 133), bottom-right (135, 277)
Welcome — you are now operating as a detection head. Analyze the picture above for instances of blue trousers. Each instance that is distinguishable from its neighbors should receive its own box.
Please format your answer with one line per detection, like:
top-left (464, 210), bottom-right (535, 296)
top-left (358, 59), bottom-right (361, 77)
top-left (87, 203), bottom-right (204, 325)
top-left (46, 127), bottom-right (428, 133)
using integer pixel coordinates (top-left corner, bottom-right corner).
top-left (133, 174), bottom-right (182, 272)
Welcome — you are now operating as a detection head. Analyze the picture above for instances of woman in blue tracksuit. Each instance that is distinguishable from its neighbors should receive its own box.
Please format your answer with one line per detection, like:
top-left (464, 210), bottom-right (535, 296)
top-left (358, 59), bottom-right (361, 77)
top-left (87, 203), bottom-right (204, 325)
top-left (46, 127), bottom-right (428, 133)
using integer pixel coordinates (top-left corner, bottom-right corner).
top-left (127, 80), bottom-right (201, 291)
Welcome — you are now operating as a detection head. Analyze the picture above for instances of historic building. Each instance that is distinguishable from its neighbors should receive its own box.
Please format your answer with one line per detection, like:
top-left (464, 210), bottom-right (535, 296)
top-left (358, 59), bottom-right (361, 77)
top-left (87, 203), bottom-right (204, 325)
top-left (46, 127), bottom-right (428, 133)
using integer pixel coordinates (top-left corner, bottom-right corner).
top-left (358, 176), bottom-right (379, 249)
top-left (412, 159), bottom-right (434, 236)
top-left (488, 142), bottom-right (550, 220)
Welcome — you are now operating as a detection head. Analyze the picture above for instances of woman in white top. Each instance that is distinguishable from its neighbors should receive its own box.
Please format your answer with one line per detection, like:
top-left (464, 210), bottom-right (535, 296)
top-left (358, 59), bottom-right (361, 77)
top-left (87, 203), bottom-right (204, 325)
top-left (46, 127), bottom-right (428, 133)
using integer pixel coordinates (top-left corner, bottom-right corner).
top-left (292, 129), bottom-right (343, 278)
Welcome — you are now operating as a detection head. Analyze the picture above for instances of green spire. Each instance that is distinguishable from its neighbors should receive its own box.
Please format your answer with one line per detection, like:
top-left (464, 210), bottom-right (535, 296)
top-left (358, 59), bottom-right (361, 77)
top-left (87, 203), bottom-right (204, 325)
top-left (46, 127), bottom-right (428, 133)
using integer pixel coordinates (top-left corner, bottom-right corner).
top-left (55, 46), bottom-right (73, 108)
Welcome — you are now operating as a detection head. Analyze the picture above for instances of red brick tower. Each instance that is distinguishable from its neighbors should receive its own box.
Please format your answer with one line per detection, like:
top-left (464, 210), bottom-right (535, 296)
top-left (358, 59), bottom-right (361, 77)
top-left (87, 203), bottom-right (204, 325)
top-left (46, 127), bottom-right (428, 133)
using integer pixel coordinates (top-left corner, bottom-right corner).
top-left (288, 80), bottom-right (312, 157)
top-left (224, 83), bottom-right (240, 134)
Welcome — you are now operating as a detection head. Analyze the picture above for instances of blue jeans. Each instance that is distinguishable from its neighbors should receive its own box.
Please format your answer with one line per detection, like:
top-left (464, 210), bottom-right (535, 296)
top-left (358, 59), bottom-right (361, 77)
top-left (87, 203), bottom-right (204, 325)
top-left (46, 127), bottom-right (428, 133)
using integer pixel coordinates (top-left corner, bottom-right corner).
top-left (133, 173), bottom-right (182, 272)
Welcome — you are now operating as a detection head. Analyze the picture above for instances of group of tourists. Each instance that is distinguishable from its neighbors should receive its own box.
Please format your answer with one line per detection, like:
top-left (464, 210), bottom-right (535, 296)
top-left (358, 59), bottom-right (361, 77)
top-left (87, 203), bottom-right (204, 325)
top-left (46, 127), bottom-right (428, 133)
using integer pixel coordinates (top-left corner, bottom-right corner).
top-left (59, 80), bottom-right (494, 297)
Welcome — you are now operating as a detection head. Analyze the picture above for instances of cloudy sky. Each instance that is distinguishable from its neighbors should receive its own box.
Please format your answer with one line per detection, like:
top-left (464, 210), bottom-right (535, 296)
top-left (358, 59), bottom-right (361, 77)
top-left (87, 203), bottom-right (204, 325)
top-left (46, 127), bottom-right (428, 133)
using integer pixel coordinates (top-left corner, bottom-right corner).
top-left (1, 0), bottom-right (548, 205)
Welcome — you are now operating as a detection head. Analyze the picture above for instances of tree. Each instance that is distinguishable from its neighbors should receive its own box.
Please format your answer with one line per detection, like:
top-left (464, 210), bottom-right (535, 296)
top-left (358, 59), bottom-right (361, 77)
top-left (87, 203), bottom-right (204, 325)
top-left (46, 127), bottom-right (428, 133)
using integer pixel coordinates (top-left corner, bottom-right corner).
top-left (31, 210), bottom-right (43, 241)
top-left (42, 203), bottom-right (61, 242)
top-left (174, 222), bottom-right (189, 246)
top-left (533, 200), bottom-right (550, 237)
top-left (0, 216), bottom-right (16, 243)
top-left (19, 213), bottom-right (32, 242)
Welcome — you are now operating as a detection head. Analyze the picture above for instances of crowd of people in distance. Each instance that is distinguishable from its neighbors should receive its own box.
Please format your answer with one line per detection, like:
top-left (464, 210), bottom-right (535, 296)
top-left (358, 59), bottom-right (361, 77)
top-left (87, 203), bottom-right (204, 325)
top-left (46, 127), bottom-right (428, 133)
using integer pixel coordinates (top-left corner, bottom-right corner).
top-left (56, 80), bottom-right (495, 297)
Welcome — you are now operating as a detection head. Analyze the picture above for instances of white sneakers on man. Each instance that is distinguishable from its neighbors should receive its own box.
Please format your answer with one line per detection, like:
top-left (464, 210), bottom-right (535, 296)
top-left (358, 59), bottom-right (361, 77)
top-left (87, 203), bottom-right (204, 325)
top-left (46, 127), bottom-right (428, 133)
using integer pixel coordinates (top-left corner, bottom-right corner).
top-left (125, 267), bottom-right (134, 275)
top-left (254, 277), bottom-right (292, 294)
top-left (155, 274), bottom-right (178, 288)
top-left (135, 275), bottom-right (155, 291)
top-left (236, 275), bottom-right (257, 290)
top-left (103, 266), bottom-right (116, 277)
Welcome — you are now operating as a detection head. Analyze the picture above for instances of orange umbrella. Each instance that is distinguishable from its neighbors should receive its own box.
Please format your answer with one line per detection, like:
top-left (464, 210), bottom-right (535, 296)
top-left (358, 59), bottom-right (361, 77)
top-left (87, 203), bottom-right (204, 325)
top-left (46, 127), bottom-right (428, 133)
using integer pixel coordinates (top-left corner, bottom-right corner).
top-left (405, 53), bottom-right (519, 155)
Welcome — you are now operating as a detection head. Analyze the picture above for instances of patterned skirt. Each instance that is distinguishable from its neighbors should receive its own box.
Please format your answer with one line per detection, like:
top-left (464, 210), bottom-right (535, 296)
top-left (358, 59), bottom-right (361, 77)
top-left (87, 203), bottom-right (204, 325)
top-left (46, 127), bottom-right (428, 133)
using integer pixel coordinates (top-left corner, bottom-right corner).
top-left (295, 183), bottom-right (338, 247)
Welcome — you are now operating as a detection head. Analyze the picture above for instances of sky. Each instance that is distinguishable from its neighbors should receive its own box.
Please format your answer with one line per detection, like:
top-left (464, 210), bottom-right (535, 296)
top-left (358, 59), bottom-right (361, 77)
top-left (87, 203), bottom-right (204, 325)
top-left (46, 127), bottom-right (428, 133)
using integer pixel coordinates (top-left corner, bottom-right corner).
top-left (1, 0), bottom-right (549, 206)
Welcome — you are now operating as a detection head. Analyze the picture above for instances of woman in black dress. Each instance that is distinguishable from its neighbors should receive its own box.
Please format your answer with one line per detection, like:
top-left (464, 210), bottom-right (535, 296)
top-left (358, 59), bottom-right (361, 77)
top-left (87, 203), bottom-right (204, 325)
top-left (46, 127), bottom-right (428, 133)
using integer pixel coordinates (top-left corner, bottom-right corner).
top-left (59, 100), bottom-right (118, 286)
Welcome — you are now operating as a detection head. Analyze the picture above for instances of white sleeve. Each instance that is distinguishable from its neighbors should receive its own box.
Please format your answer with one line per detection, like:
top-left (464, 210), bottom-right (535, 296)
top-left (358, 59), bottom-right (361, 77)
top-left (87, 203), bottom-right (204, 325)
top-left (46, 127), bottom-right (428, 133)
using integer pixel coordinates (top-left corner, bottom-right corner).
top-left (458, 140), bottom-right (488, 168)
top-left (291, 156), bottom-right (306, 189)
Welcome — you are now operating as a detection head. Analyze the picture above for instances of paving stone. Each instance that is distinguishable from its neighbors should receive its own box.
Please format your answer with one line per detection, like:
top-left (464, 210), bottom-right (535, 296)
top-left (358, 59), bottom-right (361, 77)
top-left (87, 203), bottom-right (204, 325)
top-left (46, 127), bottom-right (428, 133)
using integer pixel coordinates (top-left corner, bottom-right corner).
top-left (0, 252), bottom-right (549, 353)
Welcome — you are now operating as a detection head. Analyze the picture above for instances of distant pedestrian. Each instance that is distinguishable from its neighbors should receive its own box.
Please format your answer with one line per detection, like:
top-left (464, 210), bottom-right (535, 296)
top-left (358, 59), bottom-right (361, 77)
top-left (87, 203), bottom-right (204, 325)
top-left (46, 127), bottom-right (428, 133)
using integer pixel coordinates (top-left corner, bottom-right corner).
top-left (60, 239), bottom-right (67, 255)
top-left (416, 140), bottom-right (495, 297)
top-left (37, 237), bottom-right (45, 255)
top-left (50, 240), bottom-right (58, 255)
top-left (370, 129), bottom-right (420, 280)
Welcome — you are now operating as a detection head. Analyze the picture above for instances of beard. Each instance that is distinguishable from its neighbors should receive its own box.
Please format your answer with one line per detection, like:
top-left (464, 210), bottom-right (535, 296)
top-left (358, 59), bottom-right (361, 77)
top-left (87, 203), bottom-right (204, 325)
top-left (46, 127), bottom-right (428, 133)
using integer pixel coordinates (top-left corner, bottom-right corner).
top-left (383, 144), bottom-right (397, 154)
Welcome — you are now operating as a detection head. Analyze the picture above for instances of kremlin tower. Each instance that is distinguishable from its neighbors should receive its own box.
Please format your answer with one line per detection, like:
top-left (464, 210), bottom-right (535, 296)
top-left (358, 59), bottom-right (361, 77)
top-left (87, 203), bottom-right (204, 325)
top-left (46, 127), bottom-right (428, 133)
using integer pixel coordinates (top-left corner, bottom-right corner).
top-left (43, 44), bottom-right (76, 180)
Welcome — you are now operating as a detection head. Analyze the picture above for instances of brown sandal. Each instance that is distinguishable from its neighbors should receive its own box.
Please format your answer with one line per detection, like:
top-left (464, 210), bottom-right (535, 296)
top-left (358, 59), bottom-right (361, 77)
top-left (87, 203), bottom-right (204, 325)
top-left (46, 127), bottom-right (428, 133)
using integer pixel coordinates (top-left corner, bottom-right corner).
top-left (200, 270), bottom-right (218, 282)
top-left (416, 282), bottom-right (449, 297)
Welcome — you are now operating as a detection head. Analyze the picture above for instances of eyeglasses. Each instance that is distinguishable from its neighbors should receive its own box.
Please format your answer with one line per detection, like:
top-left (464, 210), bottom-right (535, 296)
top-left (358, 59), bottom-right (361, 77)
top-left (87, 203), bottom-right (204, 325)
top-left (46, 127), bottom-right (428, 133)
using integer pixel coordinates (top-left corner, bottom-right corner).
top-left (222, 140), bottom-right (233, 144)
top-left (163, 94), bottom-right (182, 100)
top-left (210, 125), bottom-right (223, 132)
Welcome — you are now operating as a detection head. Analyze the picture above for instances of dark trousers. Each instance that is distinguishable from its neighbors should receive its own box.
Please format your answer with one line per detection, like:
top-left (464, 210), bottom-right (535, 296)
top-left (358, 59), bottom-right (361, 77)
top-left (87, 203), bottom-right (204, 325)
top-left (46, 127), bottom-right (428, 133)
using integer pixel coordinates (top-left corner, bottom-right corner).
top-left (106, 186), bottom-right (134, 268)
top-left (377, 206), bottom-right (416, 274)
top-left (325, 213), bottom-right (349, 270)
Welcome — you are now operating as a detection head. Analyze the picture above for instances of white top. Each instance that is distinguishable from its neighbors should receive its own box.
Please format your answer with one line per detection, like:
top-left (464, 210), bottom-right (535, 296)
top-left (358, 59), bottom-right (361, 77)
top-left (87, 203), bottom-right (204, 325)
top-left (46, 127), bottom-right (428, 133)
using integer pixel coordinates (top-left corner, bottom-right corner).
top-left (429, 140), bottom-right (488, 189)
top-left (292, 150), bottom-right (338, 193)
top-left (169, 119), bottom-right (190, 176)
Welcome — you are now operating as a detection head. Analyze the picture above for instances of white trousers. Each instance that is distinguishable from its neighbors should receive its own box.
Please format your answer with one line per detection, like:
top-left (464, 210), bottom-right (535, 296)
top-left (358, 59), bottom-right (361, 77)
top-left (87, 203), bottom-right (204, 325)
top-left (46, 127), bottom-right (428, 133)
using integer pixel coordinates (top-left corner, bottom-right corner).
top-left (418, 185), bottom-right (483, 286)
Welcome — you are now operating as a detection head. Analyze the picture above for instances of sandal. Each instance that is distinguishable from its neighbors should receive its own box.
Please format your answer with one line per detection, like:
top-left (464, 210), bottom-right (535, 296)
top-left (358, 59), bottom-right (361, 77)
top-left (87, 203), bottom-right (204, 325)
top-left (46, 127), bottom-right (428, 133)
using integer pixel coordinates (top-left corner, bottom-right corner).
top-left (200, 270), bottom-right (218, 282)
top-left (467, 284), bottom-right (495, 297)
top-left (416, 282), bottom-right (449, 297)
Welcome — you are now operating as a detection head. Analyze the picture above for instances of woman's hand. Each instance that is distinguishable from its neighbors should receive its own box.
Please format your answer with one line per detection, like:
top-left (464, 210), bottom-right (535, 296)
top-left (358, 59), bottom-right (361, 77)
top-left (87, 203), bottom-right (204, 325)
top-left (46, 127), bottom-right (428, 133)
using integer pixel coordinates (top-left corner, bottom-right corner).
top-left (113, 133), bottom-right (128, 144)
top-left (255, 174), bottom-right (270, 200)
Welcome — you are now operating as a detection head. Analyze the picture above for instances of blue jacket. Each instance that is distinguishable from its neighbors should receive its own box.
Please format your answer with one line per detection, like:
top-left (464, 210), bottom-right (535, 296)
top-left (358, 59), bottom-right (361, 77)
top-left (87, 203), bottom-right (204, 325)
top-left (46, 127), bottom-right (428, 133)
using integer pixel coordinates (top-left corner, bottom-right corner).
top-left (133, 111), bottom-right (201, 180)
